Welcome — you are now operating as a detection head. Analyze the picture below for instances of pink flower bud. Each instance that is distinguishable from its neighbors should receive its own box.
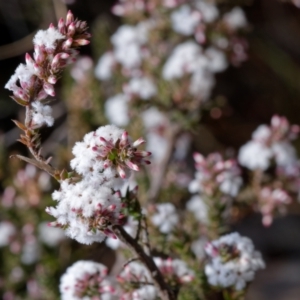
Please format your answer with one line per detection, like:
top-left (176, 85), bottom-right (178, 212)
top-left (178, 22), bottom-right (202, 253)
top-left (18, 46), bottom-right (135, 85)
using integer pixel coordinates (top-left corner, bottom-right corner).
top-left (68, 22), bottom-right (76, 36)
top-left (43, 82), bottom-right (55, 97)
top-left (132, 137), bottom-right (145, 147)
top-left (47, 75), bottom-right (57, 84)
top-left (62, 38), bottom-right (73, 50)
top-left (66, 10), bottom-right (74, 25)
top-left (73, 39), bottom-right (90, 46)
top-left (58, 18), bottom-right (65, 34)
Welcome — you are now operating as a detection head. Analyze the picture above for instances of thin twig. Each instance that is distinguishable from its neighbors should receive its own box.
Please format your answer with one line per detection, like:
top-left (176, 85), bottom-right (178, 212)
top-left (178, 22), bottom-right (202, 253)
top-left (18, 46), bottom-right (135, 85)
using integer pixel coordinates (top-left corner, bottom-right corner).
top-left (112, 225), bottom-right (176, 300)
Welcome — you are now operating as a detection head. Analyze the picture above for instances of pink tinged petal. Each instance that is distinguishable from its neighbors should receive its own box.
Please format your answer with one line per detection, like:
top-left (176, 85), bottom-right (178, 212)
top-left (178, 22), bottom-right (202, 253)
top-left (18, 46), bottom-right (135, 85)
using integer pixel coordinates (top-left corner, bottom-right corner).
top-left (103, 229), bottom-right (117, 239)
top-left (67, 22), bottom-right (76, 36)
top-left (36, 89), bottom-right (48, 101)
top-left (132, 137), bottom-right (145, 147)
top-left (73, 39), bottom-right (90, 46)
top-left (134, 150), bottom-right (151, 157)
top-left (62, 38), bottom-right (73, 50)
top-left (107, 204), bottom-right (117, 211)
top-left (193, 152), bottom-right (204, 164)
top-left (66, 10), bottom-right (74, 25)
top-left (47, 75), bottom-right (57, 84)
top-left (99, 137), bottom-right (114, 149)
top-left (43, 82), bottom-right (55, 96)
top-left (33, 63), bottom-right (43, 76)
top-left (58, 18), bottom-right (65, 34)
top-left (25, 53), bottom-right (35, 66)
top-left (117, 165), bottom-right (126, 178)
top-left (114, 191), bottom-right (121, 198)
top-left (49, 23), bottom-right (55, 29)
top-left (34, 45), bottom-right (45, 64)
top-left (125, 160), bottom-right (139, 171)
top-left (120, 131), bottom-right (129, 147)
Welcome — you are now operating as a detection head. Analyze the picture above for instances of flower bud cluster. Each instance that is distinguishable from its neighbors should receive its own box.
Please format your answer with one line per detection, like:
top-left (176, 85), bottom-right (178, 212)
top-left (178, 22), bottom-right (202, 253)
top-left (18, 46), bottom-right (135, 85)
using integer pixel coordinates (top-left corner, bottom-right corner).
top-left (118, 258), bottom-right (194, 299)
top-left (59, 260), bottom-right (115, 300)
top-left (189, 152), bottom-right (243, 197)
top-left (5, 10), bottom-right (90, 129)
top-left (47, 125), bottom-right (150, 244)
top-left (238, 115), bottom-right (299, 171)
top-left (204, 232), bottom-right (265, 291)
top-left (95, 0), bottom-right (248, 127)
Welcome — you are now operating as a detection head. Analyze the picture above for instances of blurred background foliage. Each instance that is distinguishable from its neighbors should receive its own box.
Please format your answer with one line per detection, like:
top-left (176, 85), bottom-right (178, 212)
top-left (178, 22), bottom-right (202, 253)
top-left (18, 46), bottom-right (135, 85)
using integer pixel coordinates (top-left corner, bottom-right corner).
top-left (1, 0), bottom-right (300, 299)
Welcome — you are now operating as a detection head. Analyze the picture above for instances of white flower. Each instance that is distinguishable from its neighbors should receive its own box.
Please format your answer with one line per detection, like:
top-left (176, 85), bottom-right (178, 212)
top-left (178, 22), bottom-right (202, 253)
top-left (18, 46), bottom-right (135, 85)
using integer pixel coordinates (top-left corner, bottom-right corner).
top-left (105, 94), bottom-right (130, 126)
top-left (272, 141), bottom-right (297, 167)
top-left (205, 47), bottom-right (228, 73)
top-left (0, 222), bottom-right (16, 247)
top-left (238, 141), bottom-right (272, 170)
top-left (252, 125), bottom-right (271, 142)
top-left (118, 262), bottom-right (157, 300)
top-left (189, 69), bottom-right (215, 99)
top-left (150, 203), bottom-right (179, 233)
top-left (186, 195), bottom-right (208, 224)
top-left (33, 27), bottom-right (65, 50)
top-left (47, 178), bottom-right (124, 245)
top-left (60, 261), bottom-right (115, 300)
top-left (38, 222), bottom-right (65, 247)
top-left (21, 239), bottom-right (40, 265)
top-left (171, 5), bottom-right (201, 35)
top-left (95, 52), bottom-right (115, 80)
top-left (154, 257), bottom-right (194, 283)
top-left (31, 101), bottom-right (54, 128)
top-left (124, 77), bottom-right (157, 100)
top-left (205, 232), bottom-right (265, 291)
top-left (162, 41), bottom-right (202, 80)
top-left (195, 1), bottom-right (219, 23)
top-left (223, 7), bottom-right (247, 30)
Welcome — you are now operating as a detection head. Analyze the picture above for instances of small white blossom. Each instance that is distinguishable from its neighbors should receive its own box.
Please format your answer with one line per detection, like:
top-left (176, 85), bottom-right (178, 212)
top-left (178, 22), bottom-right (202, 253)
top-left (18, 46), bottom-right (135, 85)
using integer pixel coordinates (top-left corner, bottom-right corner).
top-left (0, 222), bottom-right (16, 247)
top-left (124, 77), bottom-right (157, 100)
top-left (238, 141), bottom-right (272, 170)
top-left (150, 203), bottom-right (179, 234)
top-left (105, 94), bottom-right (130, 127)
top-left (38, 222), bottom-right (65, 247)
top-left (95, 52), bottom-right (115, 80)
top-left (171, 5), bottom-right (201, 35)
top-left (205, 232), bottom-right (265, 291)
top-left (60, 261), bottom-right (115, 300)
top-left (195, 1), bottom-right (219, 23)
top-left (31, 101), bottom-right (54, 128)
top-left (186, 195), bottom-right (208, 224)
top-left (223, 7), bottom-right (247, 30)
top-left (33, 27), bottom-right (65, 50)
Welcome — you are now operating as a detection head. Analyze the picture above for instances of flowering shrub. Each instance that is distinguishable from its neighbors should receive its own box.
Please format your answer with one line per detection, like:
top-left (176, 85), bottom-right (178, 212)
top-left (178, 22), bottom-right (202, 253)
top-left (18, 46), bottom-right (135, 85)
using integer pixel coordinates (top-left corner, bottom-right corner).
top-left (2, 1), bottom-right (300, 299)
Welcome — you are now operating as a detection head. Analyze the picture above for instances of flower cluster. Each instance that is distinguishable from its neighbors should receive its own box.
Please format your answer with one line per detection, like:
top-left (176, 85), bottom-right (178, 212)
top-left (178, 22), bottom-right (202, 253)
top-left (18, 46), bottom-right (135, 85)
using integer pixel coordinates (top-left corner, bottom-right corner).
top-left (59, 260), bottom-right (115, 300)
top-left (95, 0), bottom-right (248, 128)
top-left (238, 115), bottom-right (299, 171)
top-left (189, 152), bottom-right (243, 197)
top-left (5, 11), bottom-right (90, 129)
top-left (204, 232), bottom-right (265, 290)
top-left (47, 125), bottom-right (150, 244)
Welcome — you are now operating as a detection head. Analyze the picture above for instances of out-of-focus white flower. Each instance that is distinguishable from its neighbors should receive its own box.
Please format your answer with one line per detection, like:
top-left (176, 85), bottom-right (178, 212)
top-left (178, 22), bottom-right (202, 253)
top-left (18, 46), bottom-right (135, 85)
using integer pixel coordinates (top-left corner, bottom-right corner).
top-left (21, 238), bottom-right (40, 265)
top-left (71, 56), bottom-right (93, 82)
top-left (60, 261), bottom-right (115, 300)
top-left (238, 141), bottom-right (272, 170)
top-left (105, 94), bottom-right (130, 127)
top-left (0, 222), bottom-right (16, 247)
top-left (223, 7), bottom-right (247, 30)
top-left (124, 76), bottom-right (157, 100)
top-left (171, 5), bottom-right (201, 35)
top-left (186, 195), bottom-right (208, 224)
top-left (154, 257), bottom-right (195, 283)
top-left (118, 261), bottom-right (157, 300)
top-left (38, 222), bottom-right (65, 247)
top-left (150, 203), bottom-right (179, 233)
top-left (195, 1), bottom-right (219, 23)
top-left (205, 232), bottom-right (265, 290)
top-left (95, 52), bottom-right (115, 80)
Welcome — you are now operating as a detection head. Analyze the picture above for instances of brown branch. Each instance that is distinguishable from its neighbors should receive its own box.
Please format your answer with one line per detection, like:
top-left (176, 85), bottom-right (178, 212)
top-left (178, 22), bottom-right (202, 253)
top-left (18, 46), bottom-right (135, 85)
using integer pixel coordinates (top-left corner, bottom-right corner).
top-left (112, 225), bottom-right (176, 300)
